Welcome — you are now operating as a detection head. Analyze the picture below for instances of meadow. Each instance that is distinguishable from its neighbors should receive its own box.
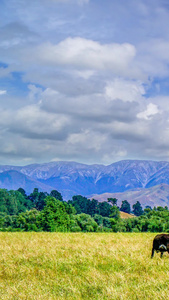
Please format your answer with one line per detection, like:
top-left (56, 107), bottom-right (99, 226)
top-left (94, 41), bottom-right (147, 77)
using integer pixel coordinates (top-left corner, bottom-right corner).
top-left (0, 232), bottom-right (168, 300)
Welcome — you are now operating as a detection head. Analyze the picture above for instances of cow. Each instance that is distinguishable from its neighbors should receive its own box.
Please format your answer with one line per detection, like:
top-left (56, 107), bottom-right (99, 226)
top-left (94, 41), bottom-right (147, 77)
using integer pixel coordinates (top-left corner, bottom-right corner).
top-left (151, 234), bottom-right (169, 258)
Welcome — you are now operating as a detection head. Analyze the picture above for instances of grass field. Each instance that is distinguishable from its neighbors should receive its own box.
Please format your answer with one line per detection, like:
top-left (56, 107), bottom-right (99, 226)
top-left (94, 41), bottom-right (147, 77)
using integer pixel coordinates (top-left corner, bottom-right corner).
top-left (0, 232), bottom-right (168, 300)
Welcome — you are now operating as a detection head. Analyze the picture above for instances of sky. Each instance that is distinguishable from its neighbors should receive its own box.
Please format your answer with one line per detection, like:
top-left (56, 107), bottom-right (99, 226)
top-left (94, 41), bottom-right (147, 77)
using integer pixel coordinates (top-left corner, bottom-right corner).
top-left (0, 0), bottom-right (169, 166)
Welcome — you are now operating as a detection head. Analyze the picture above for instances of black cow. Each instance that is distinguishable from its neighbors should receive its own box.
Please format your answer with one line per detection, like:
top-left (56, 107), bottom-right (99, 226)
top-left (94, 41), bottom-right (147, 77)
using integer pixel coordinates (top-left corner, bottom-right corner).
top-left (151, 234), bottom-right (169, 258)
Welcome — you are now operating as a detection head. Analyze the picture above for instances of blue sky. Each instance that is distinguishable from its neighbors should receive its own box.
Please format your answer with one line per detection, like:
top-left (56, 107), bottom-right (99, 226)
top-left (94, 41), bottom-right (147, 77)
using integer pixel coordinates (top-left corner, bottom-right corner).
top-left (0, 0), bottom-right (169, 165)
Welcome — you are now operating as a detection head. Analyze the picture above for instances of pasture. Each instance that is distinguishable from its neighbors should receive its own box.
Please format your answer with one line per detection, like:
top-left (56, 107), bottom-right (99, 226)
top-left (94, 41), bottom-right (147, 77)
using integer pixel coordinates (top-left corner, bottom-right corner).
top-left (0, 232), bottom-right (168, 299)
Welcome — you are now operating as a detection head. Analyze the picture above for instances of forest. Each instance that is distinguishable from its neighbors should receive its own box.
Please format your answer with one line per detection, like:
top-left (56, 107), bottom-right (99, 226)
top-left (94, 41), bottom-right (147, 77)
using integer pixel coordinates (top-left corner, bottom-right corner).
top-left (0, 187), bottom-right (168, 232)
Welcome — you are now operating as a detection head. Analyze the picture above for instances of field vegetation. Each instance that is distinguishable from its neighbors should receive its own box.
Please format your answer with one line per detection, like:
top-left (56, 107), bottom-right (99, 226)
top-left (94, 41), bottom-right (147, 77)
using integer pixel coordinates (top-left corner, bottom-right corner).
top-left (0, 232), bottom-right (169, 300)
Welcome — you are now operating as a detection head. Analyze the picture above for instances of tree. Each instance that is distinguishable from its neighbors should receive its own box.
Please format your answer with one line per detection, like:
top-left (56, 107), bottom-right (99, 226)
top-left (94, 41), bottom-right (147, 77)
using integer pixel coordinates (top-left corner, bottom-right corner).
top-left (108, 197), bottom-right (120, 220)
top-left (108, 198), bottom-right (118, 206)
top-left (144, 206), bottom-right (152, 214)
top-left (17, 188), bottom-right (27, 198)
top-left (110, 205), bottom-right (120, 220)
top-left (28, 188), bottom-right (48, 210)
top-left (94, 214), bottom-right (112, 230)
top-left (132, 201), bottom-right (143, 216)
top-left (87, 199), bottom-right (98, 217)
top-left (50, 190), bottom-right (63, 202)
top-left (36, 192), bottom-right (48, 210)
top-left (0, 189), bottom-right (29, 215)
top-left (68, 195), bottom-right (90, 214)
top-left (39, 196), bottom-right (70, 232)
top-left (63, 201), bottom-right (76, 215)
top-left (98, 201), bottom-right (112, 217)
top-left (28, 188), bottom-right (39, 207)
top-left (14, 209), bottom-right (40, 231)
top-left (120, 200), bottom-right (131, 214)
top-left (74, 213), bottom-right (98, 232)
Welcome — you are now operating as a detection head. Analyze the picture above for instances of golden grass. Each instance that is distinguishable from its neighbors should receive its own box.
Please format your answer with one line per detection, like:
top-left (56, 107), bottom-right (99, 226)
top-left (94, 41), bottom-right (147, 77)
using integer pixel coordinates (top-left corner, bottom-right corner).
top-left (0, 232), bottom-right (168, 299)
top-left (120, 211), bottom-right (135, 219)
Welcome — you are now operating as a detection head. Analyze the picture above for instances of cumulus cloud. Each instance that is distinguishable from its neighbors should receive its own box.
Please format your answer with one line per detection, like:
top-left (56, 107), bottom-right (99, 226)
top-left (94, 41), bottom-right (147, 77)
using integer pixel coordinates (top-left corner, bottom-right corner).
top-left (10, 104), bottom-right (71, 141)
top-left (0, 0), bottom-right (169, 164)
top-left (32, 38), bottom-right (136, 73)
top-left (0, 78), bottom-right (164, 164)
top-left (137, 103), bottom-right (160, 120)
top-left (39, 86), bottom-right (139, 124)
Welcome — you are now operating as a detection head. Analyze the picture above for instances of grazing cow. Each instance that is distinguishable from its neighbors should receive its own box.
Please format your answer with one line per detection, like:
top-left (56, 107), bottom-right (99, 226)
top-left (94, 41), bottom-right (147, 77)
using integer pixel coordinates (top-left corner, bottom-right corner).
top-left (151, 234), bottom-right (169, 258)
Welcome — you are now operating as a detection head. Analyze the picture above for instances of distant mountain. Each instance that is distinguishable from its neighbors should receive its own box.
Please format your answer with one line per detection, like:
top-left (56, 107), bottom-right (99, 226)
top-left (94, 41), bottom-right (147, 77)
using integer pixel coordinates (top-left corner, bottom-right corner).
top-left (90, 183), bottom-right (169, 208)
top-left (0, 170), bottom-right (53, 194)
top-left (0, 160), bottom-right (169, 207)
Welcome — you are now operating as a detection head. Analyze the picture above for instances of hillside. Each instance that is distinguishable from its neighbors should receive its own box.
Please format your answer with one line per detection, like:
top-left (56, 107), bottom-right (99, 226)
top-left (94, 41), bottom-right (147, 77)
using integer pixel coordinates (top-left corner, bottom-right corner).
top-left (120, 211), bottom-right (135, 219)
top-left (91, 183), bottom-right (169, 208)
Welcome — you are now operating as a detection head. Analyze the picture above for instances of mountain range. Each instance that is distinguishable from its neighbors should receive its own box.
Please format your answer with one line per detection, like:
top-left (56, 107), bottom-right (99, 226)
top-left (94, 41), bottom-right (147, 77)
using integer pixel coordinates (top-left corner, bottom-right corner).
top-left (0, 160), bottom-right (169, 207)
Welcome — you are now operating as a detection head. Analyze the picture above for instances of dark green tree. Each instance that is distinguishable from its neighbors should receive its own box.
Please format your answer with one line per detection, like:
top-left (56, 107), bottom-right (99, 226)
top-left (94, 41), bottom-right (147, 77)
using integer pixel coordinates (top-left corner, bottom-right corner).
top-left (50, 190), bottom-right (63, 201)
top-left (120, 200), bottom-right (131, 214)
top-left (87, 199), bottom-right (98, 216)
top-left (108, 198), bottom-right (118, 206)
top-left (132, 201), bottom-right (143, 216)
top-left (68, 195), bottom-right (89, 214)
top-left (98, 201), bottom-right (112, 217)
top-left (17, 188), bottom-right (27, 198)
top-left (36, 192), bottom-right (48, 210)
top-left (28, 188), bottom-right (39, 207)
top-left (28, 188), bottom-right (48, 210)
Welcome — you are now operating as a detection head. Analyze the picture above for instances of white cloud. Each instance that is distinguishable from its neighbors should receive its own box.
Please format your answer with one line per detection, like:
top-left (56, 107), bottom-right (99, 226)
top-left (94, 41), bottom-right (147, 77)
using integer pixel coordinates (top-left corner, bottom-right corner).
top-left (1, 0), bottom-right (169, 164)
top-left (0, 90), bottom-right (6, 95)
top-left (34, 38), bottom-right (136, 73)
top-left (137, 103), bottom-right (160, 120)
top-left (105, 79), bottom-right (145, 102)
top-left (74, 70), bottom-right (95, 79)
top-left (67, 130), bottom-right (106, 152)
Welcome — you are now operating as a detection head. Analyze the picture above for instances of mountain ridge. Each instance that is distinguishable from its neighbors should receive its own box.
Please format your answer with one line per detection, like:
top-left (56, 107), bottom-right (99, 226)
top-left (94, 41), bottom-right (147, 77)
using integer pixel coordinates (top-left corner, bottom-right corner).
top-left (0, 160), bottom-right (169, 207)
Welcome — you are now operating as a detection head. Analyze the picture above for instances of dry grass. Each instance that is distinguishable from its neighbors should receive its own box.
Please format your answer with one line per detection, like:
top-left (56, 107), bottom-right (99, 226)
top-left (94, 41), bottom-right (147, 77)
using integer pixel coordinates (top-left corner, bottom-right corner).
top-left (120, 211), bottom-right (135, 219)
top-left (0, 232), bottom-right (168, 299)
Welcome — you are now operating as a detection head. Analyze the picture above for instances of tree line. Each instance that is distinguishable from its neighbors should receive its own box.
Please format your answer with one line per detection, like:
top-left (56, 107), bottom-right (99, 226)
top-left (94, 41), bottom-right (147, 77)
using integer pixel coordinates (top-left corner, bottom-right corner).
top-left (0, 187), bottom-right (168, 232)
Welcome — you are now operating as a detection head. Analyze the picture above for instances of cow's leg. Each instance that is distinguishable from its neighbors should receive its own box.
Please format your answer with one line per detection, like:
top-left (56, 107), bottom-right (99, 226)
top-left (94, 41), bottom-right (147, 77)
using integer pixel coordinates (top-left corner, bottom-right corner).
top-left (151, 248), bottom-right (154, 258)
top-left (160, 252), bottom-right (163, 258)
